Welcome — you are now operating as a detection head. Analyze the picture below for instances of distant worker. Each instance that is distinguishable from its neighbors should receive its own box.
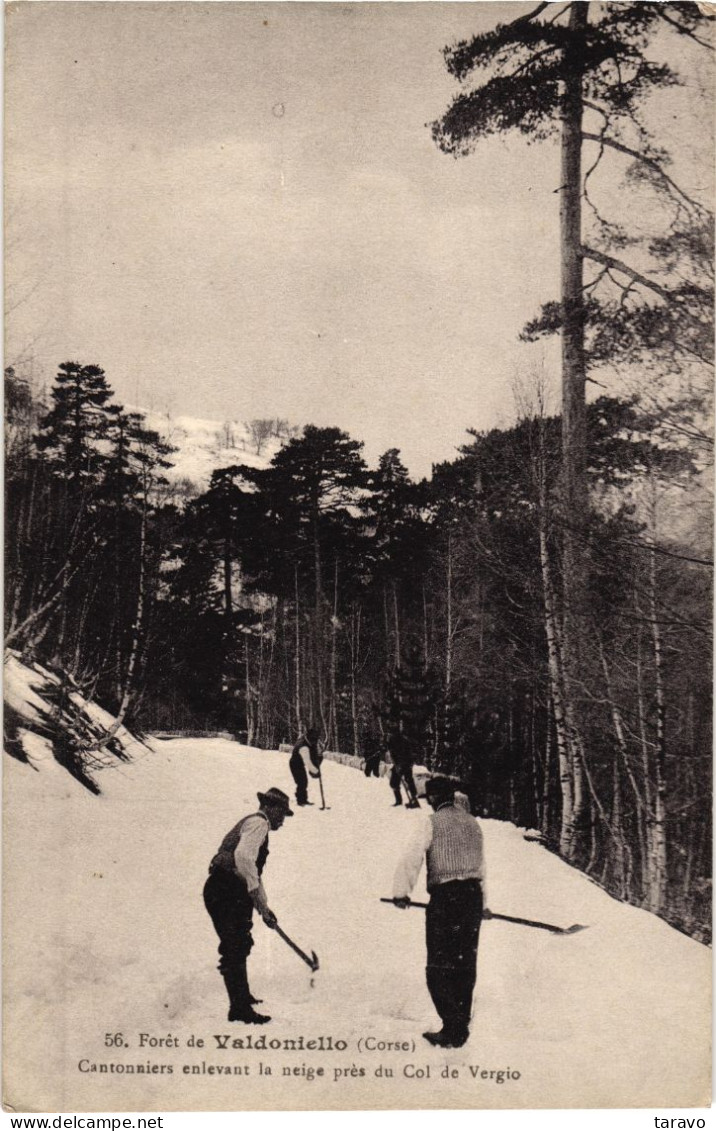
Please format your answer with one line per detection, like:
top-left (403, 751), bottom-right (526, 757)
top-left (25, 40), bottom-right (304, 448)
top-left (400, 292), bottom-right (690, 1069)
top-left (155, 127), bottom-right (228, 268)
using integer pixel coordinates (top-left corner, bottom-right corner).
top-left (289, 726), bottom-right (323, 807)
top-left (392, 775), bottom-right (488, 1048)
top-left (388, 731), bottom-right (420, 808)
top-left (363, 715), bottom-right (383, 778)
top-left (203, 787), bottom-right (293, 1024)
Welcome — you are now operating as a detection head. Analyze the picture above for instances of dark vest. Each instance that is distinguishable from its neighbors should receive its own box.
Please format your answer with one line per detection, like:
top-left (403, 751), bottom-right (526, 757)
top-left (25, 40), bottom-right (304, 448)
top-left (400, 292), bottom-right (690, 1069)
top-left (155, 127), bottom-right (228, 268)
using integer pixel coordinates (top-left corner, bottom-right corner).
top-left (209, 812), bottom-right (269, 876)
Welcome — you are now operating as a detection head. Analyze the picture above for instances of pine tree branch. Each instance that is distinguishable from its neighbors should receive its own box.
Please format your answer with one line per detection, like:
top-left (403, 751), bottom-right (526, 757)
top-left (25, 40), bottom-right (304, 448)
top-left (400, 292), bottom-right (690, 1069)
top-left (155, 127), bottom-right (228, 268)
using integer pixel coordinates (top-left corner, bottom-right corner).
top-left (443, 2), bottom-right (557, 81)
top-left (543, 3), bottom-right (572, 28)
top-left (582, 132), bottom-right (708, 214)
top-left (581, 246), bottom-right (678, 304)
top-left (511, 42), bottom-right (560, 79)
top-left (502, 2), bottom-right (552, 32)
top-left (621, 539), bottom-right (713, 568)
top-left (657, 8), bottom-right (715, 52)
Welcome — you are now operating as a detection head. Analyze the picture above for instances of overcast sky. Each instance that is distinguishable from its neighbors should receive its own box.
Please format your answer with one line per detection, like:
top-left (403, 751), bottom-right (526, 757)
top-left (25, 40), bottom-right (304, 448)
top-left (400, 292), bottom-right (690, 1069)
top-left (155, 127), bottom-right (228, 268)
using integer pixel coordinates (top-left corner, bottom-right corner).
top-left (4, 2), bottom-right (705, 476)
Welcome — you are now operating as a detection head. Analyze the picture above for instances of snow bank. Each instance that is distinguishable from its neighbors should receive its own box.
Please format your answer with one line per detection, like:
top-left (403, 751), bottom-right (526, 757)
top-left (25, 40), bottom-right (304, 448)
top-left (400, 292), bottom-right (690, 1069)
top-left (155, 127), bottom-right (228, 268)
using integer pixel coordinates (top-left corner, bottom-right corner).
top-left (4, 651), bottom-right (145, 793)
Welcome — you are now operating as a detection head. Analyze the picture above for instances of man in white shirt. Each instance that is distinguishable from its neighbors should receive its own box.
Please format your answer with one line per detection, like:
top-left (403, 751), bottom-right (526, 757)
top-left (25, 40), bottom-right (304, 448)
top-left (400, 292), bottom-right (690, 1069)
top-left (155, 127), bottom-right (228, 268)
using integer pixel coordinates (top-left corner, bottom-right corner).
top-left (204, 787), bottom-right (293, 1023)
top-left (393, 776), bottom-right (487, 1048)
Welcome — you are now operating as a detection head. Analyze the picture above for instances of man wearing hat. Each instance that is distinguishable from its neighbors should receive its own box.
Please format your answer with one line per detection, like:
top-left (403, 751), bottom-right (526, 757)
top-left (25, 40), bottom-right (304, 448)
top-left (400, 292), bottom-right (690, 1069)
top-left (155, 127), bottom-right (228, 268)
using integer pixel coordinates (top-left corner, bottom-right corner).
top-left (203, 787), bottom-right (293, 1024)
top-left (393, 776), bottom-right (487, 1048)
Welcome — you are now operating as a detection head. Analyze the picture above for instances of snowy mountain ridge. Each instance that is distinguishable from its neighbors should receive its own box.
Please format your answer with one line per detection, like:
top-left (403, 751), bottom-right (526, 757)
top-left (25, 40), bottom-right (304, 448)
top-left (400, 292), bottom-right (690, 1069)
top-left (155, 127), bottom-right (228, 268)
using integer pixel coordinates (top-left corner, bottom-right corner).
top-left (132, 407), bottom-right (297, 491)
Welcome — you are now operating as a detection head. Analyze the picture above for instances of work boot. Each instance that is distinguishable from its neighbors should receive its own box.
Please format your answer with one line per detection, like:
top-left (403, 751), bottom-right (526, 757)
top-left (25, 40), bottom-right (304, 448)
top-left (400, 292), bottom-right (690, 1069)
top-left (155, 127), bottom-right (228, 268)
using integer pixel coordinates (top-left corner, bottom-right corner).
top-left (230, 1005), bottom-right (272, 1024)
top-left (392, 799), bottom-right (403, 807)
top-left (222, 962), bottom-right (271, 1023)
top-left (422, 1028), bottom-right (468, 1048)
top-left (406, 798), bottom-right (420, 809)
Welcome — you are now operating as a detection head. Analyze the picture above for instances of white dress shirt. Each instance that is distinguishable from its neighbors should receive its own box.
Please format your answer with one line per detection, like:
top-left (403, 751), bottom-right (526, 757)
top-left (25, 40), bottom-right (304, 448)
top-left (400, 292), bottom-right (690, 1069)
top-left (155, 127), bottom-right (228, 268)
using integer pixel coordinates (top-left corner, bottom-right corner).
top-left (233, 812), bottom-right (269, 900)
top-left (393, 808), bottom-right (487, 904)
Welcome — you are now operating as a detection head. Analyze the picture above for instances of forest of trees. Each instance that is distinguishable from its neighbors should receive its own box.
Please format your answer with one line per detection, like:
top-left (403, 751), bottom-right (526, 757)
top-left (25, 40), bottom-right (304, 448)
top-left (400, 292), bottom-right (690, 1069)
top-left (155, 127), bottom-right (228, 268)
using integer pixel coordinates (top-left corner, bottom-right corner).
top-left (5, 364), bottom-right (712, 942)
top-left (4, 2), bottom-right (713, 942)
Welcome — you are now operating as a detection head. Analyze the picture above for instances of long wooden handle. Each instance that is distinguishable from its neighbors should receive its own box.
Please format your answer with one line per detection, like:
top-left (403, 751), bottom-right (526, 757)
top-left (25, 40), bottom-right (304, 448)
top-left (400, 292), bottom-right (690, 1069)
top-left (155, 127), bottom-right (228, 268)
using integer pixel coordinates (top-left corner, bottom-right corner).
top-left (379, 898), bottom-right (586, 935)
top-left (274, 923), bottom-right (320, 970)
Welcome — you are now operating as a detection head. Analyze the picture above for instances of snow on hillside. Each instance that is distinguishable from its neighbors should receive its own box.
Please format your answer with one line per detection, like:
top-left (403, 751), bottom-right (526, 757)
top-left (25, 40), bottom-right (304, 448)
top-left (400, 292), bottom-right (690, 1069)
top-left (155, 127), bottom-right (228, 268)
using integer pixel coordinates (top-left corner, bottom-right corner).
top-left (4, 651), bottom-right (144, 793)
top-left (3, 666), bottom-right (710, 1114)
top-left (134, 408), bottom-right (292, 490)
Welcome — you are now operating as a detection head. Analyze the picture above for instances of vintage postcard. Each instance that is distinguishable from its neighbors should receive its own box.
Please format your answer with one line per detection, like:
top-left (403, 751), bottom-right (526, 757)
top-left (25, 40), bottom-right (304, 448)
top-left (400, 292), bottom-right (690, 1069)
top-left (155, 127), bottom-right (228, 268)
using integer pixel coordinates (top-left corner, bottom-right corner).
top-left (4, 0), bottom-right (712, 1116)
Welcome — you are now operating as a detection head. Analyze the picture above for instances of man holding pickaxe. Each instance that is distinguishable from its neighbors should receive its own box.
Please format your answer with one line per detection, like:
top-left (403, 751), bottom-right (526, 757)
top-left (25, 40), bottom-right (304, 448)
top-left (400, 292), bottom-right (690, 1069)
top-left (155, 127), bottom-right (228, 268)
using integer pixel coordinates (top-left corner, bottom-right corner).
top-left (203, 787), bottom-right (292, 1024)
top-left (392, 776), bottom-right (489, 1049)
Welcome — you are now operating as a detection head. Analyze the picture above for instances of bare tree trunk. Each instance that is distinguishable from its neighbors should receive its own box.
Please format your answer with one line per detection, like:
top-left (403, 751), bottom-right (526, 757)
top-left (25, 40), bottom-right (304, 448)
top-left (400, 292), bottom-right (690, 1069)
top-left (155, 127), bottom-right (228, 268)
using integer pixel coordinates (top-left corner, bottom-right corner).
top-left (383, 588), bottom-right (392, 670)
top-left (245, 638), bottom-right (255, 746)
top-left (536, 417), bottom-right (575, 854)
top-left (392, 583), bottom-right (401, 668)
top-left (349, 606), bottom-right (362, 757)
top-left (542, 697), bottom-right (553, 837)
top-left (599, 635), bottom-right (646, 889)
top-left (311, 502), bottom-right (327, 736)
top-left (529, 691), bottom-right (541, 830)
top-left (645, 484), bottom-right (668, 915)
top-left (611, 755), bottom-right (633, 900)
top-left (8, 459), bottom-right (39, 634)
top-left (445, 532), bottom-right (453, 695)
top-left (223, 531), bottom-right (233, 698)
top-left (422, 584), bottom-right (430, 666)
top-left (294, 566), bottom-right (302, 733)
top-left (559, 0), bottom-right (589, 862)
top-left (327, 561), bottom-right (339, 751)
top-left (258, 601), bottom-right (277, 747)
top-left (507, 684), bottom-right (516, 822)
top-left (635, 614), bottom-right (655, 899)
top-left (84, 501), bottom-right (148, 752)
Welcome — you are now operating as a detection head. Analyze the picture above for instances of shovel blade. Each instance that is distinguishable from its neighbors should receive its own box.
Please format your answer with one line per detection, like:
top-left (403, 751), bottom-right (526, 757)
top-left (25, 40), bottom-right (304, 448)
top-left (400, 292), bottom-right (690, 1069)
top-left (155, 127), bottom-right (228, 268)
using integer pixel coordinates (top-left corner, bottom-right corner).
top-left (309, 951), bottom-right (319, 972)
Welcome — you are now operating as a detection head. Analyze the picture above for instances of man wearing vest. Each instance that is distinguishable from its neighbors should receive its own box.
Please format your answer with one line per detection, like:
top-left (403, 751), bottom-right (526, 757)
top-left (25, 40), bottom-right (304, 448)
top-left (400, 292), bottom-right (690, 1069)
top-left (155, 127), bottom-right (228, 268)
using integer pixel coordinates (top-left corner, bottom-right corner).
top-left (203, 787), bottom-right (293, 1024)
top-left (289, 726), bottom-right (322, 806)
top-left (393, 776), bottom-right (488, 1048)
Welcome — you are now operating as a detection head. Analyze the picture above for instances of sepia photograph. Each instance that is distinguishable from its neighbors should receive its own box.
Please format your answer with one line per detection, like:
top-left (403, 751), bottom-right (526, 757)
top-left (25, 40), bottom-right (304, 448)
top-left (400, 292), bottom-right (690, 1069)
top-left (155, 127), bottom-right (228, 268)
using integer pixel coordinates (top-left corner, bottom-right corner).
top-left (3, 0), bottom-right (713, 1118)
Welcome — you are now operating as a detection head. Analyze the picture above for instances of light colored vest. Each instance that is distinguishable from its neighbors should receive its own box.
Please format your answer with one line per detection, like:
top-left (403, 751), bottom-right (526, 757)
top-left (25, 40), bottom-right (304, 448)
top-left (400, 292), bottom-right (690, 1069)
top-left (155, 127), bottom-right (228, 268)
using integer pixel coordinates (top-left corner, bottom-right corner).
top-left (426, 806), bottom-right (484, 891)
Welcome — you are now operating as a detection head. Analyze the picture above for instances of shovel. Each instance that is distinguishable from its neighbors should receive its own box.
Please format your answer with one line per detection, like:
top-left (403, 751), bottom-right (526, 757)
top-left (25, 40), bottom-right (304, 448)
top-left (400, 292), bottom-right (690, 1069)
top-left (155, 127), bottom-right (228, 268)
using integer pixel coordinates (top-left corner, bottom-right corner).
top-left (380, 897), bottom-right (587, 936)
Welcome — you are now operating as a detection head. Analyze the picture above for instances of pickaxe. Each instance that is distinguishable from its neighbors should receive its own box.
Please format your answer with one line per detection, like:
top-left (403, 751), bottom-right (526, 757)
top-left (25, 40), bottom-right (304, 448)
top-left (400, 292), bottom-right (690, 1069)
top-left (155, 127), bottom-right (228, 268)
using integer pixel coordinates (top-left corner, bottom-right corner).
top-left (274, 922), bottom-right (320, 972)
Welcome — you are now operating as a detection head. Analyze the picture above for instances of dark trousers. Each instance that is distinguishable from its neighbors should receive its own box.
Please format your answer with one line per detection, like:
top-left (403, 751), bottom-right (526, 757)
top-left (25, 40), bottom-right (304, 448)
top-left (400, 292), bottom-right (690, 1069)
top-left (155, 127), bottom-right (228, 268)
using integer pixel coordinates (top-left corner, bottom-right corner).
top-left (289, 752), bottom-right (309, 805)
top-left (401, 764), bottom-right (418, 801)
top-left (425, 879), bottom-right (482, 1039)
top-left (391, 763), bottom-right (418, 802)
top-left (203, 869), bottom-right (255, 974)
top-left (204, 868), bottom-right (256, 1015)
top-left (364, 755), bottom-right (381, 778)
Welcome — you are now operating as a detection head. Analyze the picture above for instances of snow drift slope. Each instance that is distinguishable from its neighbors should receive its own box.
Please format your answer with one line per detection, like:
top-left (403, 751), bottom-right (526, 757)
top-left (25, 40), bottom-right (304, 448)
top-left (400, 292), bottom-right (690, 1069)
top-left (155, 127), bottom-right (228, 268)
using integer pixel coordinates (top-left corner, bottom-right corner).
top-left (4, 651), bottom-right (144, 792)
top-left (3, 737), bottom-right (711, 1113)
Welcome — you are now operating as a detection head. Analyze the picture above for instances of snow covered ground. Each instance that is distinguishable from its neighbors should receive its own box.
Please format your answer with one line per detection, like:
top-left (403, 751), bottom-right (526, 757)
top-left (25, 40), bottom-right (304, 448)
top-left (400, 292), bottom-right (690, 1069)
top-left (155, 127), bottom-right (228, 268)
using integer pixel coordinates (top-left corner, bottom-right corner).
top-left (3, 726), bottom-right (711, 1114)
